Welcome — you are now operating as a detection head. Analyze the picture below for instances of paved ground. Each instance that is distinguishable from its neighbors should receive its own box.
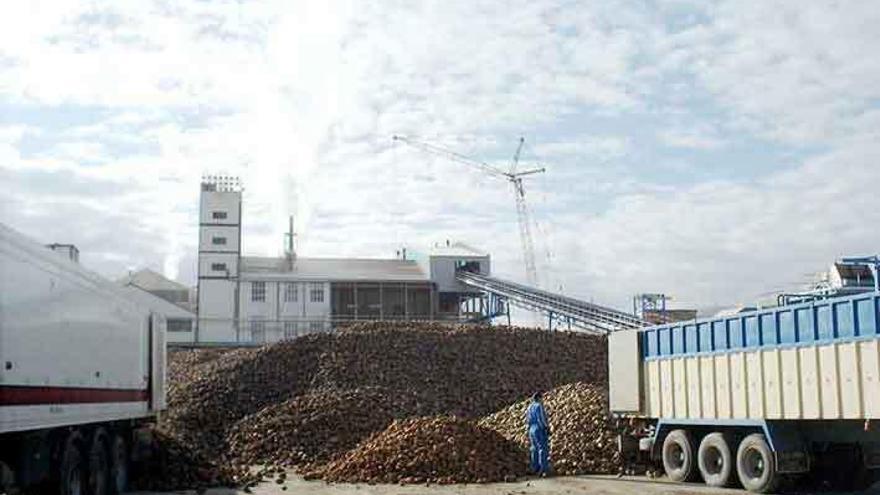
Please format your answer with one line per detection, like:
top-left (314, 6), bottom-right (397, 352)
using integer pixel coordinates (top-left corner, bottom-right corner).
top-left (132, 473), bottom-right (874, 495)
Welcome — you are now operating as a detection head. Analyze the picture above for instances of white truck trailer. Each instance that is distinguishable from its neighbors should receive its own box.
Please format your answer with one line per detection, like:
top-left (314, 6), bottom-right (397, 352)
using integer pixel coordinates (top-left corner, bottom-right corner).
top-left (0, 223), bottom-right (166, 495)
top-left (610, 291), bottom-right (880, 492)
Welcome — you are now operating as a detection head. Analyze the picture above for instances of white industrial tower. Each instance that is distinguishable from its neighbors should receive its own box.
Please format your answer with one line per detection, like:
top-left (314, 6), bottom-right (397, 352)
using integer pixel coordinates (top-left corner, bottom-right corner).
top-left (196, 175), bottom-right (242, 343)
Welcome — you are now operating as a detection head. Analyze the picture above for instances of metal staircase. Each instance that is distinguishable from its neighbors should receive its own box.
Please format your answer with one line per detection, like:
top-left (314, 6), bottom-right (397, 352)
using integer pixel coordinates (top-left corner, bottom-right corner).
top-left (456, 271), bottom-right (647, 334)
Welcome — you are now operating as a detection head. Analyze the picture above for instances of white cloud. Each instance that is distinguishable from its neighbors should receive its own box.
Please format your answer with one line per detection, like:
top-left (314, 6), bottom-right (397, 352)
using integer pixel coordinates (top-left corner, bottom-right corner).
top-left (548, 137), bottom-right (880, 310)
top-left (660, 0), bottom-right (880, 145)
top-left (2, 0), bottom-right (878, 318)
top-left (534, 136), bottom-right (631, 160)
top-left (659, 123), bottom-right (727, 150)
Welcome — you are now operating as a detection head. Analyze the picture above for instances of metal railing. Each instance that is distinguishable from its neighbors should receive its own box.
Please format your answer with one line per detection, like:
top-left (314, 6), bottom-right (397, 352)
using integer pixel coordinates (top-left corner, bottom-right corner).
top-left (183, 315), bottom-right (480, 346)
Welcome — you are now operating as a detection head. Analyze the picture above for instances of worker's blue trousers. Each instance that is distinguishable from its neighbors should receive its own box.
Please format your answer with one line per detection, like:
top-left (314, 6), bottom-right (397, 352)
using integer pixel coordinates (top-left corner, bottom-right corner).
top-left (528, 425), bottom-right (550, 474)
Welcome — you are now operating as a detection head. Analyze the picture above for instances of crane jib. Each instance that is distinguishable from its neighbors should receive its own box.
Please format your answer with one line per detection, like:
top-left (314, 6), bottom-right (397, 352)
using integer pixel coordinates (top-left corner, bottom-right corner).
top-left (393, 134), bottom-right (546, 289)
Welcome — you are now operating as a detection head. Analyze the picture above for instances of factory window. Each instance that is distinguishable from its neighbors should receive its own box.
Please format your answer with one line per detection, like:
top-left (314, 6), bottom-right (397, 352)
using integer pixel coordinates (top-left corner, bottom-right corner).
top-left (167, 319), bottom-right (191, 332)
top-left (211, 262), bottom-right (227, 272)
top-left (212, 211), bottom-right (227, 220)
top-left (251, 281), bottom-right (266, 302)
top-left (284, 321), bottom-right (298, 340)
top-left (284, 282), bottom-right (298, 302)
top-left (309, 283), bottom-right (324, 303)
top-left (457, 260), bottom-right (481, 273)
top-left (212, 236), bottom-right (227, 245)
top-left (250, 320), bottom-right (266, 343)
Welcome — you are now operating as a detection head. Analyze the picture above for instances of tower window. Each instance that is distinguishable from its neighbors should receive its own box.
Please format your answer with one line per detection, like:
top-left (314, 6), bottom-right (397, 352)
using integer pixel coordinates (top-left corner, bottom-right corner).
top-left (212, 236), bottom-right (227, 245)
top-left (251, 281), bottom-right (266, 302)
top-left (212, 211), bottom-right (228, 220)
top-left (211, 263), bottom-right (227, 272)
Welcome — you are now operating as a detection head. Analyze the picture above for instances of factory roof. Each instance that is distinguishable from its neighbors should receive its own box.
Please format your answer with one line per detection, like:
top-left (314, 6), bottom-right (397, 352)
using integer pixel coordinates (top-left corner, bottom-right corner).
top-left (428, 241), bottom-right (488, 257)
top-left (240, 256), bottom-right (430, 282)
top-left (117, 268), bottom-right (190, 293)
top-left (120, 285), bottom-right (196, 319)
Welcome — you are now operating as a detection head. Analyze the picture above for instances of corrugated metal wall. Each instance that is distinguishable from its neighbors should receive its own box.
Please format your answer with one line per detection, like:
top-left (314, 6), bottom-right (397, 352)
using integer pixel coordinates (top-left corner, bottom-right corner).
top-left (646, 340), bottom-right (880, 419)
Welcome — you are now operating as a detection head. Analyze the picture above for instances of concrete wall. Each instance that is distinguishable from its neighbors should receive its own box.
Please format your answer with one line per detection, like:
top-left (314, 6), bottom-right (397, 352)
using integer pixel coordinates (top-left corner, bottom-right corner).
top-left (198, 253), bottom-right (239, 278)
top-left (199, 190), bottom-right (241, 225)
top-left (197, 279), bottom-right (237, 342)
top-left (198, 226), bottom-right (240, 254)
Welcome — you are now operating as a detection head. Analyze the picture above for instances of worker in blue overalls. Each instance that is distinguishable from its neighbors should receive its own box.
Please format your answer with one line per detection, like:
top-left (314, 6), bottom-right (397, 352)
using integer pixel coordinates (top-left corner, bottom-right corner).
top-left (526, 392), bottom-right (551, 476)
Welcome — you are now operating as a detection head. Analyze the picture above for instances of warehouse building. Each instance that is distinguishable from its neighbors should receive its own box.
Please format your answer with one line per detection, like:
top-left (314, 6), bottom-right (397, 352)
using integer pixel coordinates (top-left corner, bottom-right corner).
top-left (196, 176), bottom-right (493, 344)
top-left (119, 268), bottom-right (196, 312)
top-left (117, 269), bottom-right (197, 343)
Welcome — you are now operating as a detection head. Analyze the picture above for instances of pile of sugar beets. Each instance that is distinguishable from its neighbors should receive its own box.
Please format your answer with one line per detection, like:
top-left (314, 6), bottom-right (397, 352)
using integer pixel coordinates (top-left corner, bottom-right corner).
top-left (133, 322), bottom-right (622, 490)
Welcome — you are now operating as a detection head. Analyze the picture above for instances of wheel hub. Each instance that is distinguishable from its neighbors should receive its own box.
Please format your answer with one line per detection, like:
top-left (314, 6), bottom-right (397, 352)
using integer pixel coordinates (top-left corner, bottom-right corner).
top-left (744, 448), bottom-right (765, 479)
top-left (705, 446), bottom-right (724, 475)
top-left (670, 444), bottom-right (685, 469)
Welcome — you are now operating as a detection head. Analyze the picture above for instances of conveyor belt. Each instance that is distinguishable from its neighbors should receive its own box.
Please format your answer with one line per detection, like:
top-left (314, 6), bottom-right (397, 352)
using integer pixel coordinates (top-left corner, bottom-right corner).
top-left (456, 271), bottom-right (648, 334)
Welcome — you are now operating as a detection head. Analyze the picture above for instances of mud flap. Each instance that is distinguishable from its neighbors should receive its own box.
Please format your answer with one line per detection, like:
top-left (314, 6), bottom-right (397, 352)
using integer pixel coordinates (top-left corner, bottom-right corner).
top-left (765, 421), bottom-right (809, 474)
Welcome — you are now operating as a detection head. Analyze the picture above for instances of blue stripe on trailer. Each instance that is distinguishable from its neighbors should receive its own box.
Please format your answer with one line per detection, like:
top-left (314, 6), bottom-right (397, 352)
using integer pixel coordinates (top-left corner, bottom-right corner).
top-left (642, 291), bottom-right (880, 360)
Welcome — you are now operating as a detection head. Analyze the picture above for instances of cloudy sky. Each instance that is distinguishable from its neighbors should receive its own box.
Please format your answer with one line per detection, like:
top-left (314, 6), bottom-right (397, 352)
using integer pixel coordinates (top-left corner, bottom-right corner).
top-left (2, 0), bottom-right (879, 313)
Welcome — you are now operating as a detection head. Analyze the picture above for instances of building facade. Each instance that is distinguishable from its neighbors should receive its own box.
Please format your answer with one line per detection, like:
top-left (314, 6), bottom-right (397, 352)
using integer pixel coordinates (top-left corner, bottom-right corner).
top-left (196, 177), bottom-right (491, 345)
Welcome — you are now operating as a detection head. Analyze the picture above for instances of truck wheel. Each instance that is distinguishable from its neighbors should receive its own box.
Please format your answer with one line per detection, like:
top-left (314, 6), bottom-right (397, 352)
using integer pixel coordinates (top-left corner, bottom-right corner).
top-left (736, 433), bottom-right (779, 493)
top-left (59, 436), bottom-right (85, 495)
top-left (88, 430), bottom-right (110, 495)
top-left (698, 432), bottom-right (734, 487)
top-left (109, 433), bottom-right (129, 494)
top-left (662, 429), bottom-right (696, 482)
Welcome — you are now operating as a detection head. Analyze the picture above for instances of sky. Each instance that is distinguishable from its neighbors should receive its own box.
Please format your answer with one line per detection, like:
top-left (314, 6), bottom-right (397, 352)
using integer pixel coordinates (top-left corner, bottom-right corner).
top-left (2, 0), bottom-right (879, 314)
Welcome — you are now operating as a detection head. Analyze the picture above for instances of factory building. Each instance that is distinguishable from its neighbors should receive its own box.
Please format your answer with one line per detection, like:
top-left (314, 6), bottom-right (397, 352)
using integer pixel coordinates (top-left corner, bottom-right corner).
top-left (196, 176), bottom-right (492, 344)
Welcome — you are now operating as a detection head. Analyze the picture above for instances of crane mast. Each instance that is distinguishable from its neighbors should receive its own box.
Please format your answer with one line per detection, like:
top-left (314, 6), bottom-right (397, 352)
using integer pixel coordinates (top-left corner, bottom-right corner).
top-left (513, 177), bottom-right (538, 287)
top-left (392, 135), bottom-right (544, 287)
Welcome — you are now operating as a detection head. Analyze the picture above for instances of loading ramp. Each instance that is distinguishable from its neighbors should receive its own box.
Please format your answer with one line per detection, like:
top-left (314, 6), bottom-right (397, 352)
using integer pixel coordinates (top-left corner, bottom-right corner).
top-left (456, 271), bottom-right (648, 334)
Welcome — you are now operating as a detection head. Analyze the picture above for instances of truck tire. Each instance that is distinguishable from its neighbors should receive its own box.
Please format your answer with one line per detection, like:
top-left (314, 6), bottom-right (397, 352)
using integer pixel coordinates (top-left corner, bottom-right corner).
top-left (736, 433), bottom-right (779, 493)
top-left (662, 429), bottom-right (697, 482)
top-left (59, 435), bottom-right (85, 495)
top-left (88, 430), bottom-right (110, 495)
top-left (109, 433), bottom-right (129, 494)
top-left (698, 432), bottom-right (734, 487)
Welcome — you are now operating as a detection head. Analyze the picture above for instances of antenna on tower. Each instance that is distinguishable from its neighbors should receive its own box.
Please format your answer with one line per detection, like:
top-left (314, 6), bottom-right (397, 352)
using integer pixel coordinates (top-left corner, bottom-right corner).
top-left (285, 215), bottom-right (297, 270)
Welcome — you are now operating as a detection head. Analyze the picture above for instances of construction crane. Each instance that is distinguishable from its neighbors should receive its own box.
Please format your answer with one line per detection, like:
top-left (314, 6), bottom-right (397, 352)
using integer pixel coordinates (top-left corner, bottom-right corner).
top-left (392, 135), bottom-right (545, 287)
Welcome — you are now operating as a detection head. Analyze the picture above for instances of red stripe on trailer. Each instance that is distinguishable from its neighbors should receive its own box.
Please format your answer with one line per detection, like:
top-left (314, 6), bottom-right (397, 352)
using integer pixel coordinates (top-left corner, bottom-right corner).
top-left (0, 386), bottom-right (148, 406)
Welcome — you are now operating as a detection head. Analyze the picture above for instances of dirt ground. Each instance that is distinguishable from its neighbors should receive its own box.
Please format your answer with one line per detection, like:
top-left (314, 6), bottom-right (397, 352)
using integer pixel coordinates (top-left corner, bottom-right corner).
top-left (131, 475), bottom-right (727, 495)
top-left (131, 473), bottom-right (879, 495)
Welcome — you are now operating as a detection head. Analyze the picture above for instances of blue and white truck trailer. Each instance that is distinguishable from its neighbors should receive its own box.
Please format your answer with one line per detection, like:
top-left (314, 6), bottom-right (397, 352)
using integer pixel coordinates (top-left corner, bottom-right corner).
top-left (609, 291), bottom-right (880, 492)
